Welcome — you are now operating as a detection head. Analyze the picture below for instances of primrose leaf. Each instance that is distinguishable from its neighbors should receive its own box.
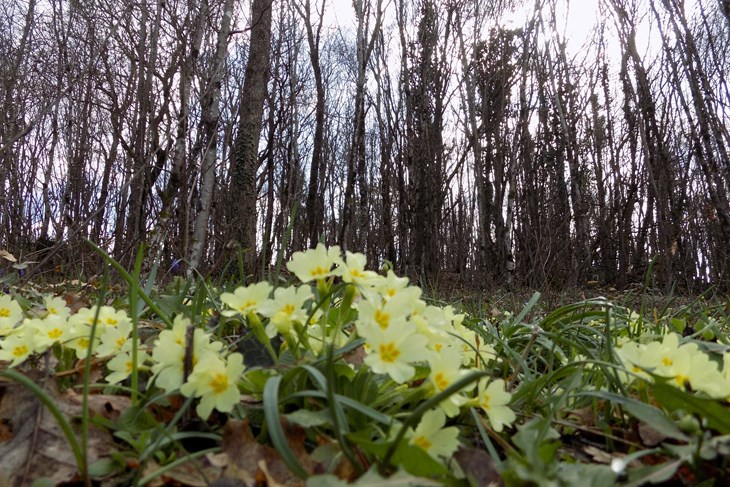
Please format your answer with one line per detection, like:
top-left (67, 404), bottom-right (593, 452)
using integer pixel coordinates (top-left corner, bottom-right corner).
top-left (286, 409), bottom-right (331, 428)
top-left (578, 390), bottom-right (689, 442)
top-left (306, 466), bottom-right (441, 486)
top-left (650, 382), bottom-right (730, 435)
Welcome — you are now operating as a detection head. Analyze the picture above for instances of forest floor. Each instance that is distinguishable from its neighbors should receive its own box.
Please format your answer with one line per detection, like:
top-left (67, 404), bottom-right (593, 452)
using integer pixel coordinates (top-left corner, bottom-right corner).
top-left (1, 249), bottom-right (729, 486)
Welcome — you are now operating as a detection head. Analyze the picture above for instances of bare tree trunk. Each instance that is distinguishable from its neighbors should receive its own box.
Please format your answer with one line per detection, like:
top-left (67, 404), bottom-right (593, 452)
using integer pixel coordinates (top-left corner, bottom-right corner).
top-left (188, 0), bottom-right (235, 272)
top-left (230, 0), bottom-right (273, 276)
top-left (293, 0), bottom-right (327, 248)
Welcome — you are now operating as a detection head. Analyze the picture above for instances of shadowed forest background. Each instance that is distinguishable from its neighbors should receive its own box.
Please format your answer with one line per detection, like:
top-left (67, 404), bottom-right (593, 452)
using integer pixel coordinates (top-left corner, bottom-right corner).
top-left (1, 0), bottom-right (729, 291)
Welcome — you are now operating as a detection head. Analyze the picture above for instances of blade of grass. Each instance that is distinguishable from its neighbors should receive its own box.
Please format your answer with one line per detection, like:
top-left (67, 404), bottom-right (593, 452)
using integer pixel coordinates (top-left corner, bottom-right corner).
top-left (84, 239), bottom-right (171, 325)
top-left (137, 447), bottom-right (220, 486)
top-left (263, 375), bottom-right (310, 480)
top-left (287, 390), bottom-right (393, 425)
top-left (129, 244), bottom-right (145, 406)
top-left (382, 370), bottom-right (490, 472)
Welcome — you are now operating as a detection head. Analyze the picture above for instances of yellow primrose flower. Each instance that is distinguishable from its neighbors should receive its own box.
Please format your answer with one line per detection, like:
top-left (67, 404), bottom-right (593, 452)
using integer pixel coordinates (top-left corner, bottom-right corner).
top-left (373, 270), bottom-right (415, 300)
top-left (356, 293), bottom-right (416, 340)
top-left (151, 316), bottom-right (223, 393)
top-left (97, 306), bottom-right (131, 328)
top-left (615, 341), bottom-right (655, 382)
top-left (451, 324), bottom-right (497, 367)
top-left (220, 282), bottom-right (273, 317)
top-left (335, 251), bottom-right (379, 286)
top-left (286, 243), bottom-right (342, 283)
top-left (683, 349), bottom-right (726, 397)
top-left (67, 305), bottom-right (130, 329)
top-left (42, 295), bottom-right (71, 321)
top-left (427, 346), bottom-right (471, 417)
top-left (0, 295), bottom-right (23, 335)
top-left (106, 351), bottom-right (149, 384)
top-left (0, 330), bottom-right (37, 367)
top-left (180, 352), bottom-right (245, 419)
top-left (475, 378), bottom-right (515, 432)
top-left (652, 333), bottom-right (684, 377)
top-left (95, 320), bottom-right (133, 357)
top-left (26, 315), bottom-right (69, 349)
top-left (407, 409), bottom-right (460, 461)
top-left (258, 286), bottom-right (313, 338)
top-left (443, 305), bottom-right (466, 327)
top-left (65, 323), bottom-right (101, 359)
top-left (362, 322), bottom-right (429, 383)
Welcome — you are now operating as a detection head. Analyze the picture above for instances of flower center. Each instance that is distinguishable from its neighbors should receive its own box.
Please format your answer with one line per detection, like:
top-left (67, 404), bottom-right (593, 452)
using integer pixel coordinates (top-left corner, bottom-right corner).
top-left (434, 372), bottom-right (449, 391)
top-left (0, 308), bottom-right (10, 318)
top-left (379, 342), bottom-right (400, 363)
top-left (413, 436), bottom-right (432, 450)
top-left (310, 266), bottom-right (329, 277)
top-left (374, 309), bottom-right (390, 330)
top-left (210, 372), bottom-right (229, 394)
top-left (481, 394), bottom-right (491, 410)
top-left (13, 345), bottom-right (29, 358)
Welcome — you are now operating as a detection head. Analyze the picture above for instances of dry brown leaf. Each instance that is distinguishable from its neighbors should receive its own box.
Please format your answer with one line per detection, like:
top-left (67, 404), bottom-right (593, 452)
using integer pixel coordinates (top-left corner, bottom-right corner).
top-left (453, 447), bottom-right (504, 487)
top-left (566, 405), bottom-right (595, 426)
top-left (142, 455), bottom-right (222, 487)
top-left (0, 373), bottom-right (117, 486)
top-left (583, 445), bottom-right (616, 464)
top-left (64, 389), bottom-right (131, 422)
top-left (638, 422), bottom-right (667, 446)
top-left (0, 250), bottom-right (17, 263)
top-left (63, 293), bottom-right (92, 315)
top-left (219, 418), bottom-right (320, 487)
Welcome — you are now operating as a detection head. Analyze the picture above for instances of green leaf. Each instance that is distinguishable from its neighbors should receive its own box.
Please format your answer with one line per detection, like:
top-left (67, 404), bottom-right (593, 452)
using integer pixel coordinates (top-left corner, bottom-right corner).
top-left (116, 404), bottom-right (159, 434)
top-left (88, 457), bottom-right (121, 477)
top-left (29, 478), bottom-right (55, 487)
top-left (624, 459), bottom-right (683, 487)
top-left (670, 317), bottom-right (686, 334)
top-left (289, 390), bottom-right (393, 425)
top-left (578, 390), bottom-right (689, 442)
top-left (390, 443), bottom-right (451, 478)
top-left (286, 409), bottom-right (331, 428)
top-left (305, 466), bottom-right (441, 486)
top-left (556, 462), bottom-right (617, 487)
top-left (650, 381), bottom-right (730, 434)
top-left (263, 375), bottom-right (310, 480)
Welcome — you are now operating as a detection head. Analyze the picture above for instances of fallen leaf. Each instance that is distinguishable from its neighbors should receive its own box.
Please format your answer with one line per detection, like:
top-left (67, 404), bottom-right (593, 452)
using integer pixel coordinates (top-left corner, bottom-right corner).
top-left (64, 389), bottom-right (131, 422)
top-left (638, 421), bottom-right (667, 446)
top-left (220, 418), bottom-right (320, 487)
top-left (0, 372), bottom-right (117, 486)
top-left (142, 455), bottom-right (222, 487)
top-left (453, 447), bottom-right (504, 487)
top-left (566, 406), bottom-right (595, 426)
top-left (583, 445), bottom-right (616, 464)
top-left (0, 250), bottom-right (16, 263)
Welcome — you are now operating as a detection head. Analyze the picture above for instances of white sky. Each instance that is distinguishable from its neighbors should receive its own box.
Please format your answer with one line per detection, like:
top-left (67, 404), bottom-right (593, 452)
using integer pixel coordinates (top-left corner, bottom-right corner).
top-left (321, 0), bottom-right (660, 60)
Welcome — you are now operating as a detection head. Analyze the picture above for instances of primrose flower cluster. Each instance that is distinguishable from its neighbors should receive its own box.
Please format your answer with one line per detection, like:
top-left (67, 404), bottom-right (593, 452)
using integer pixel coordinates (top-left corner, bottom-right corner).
top-left (616, 332), bottom-right (730, 399)
top-left (0, 294), bottom-right (139, 370)
top-left (0, 245), bottom-right (516, 458)
top-left (221, 244), bottom-right (515, 435)
top-left (0, 294), bottom-right (242, 419)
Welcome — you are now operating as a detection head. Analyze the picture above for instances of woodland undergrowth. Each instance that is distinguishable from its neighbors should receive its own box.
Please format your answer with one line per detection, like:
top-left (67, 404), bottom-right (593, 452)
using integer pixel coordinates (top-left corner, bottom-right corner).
top-left (0, 243), bottom-right (729, 487)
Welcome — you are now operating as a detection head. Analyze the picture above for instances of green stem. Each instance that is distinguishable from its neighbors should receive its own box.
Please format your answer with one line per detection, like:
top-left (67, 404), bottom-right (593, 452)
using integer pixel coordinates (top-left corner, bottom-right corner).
top-left (84, 239), bottom-right (171, 324)
top-left (381, 370), bottom-right (489, 473)
top-left (129, 244), bottom-right (145, 406)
